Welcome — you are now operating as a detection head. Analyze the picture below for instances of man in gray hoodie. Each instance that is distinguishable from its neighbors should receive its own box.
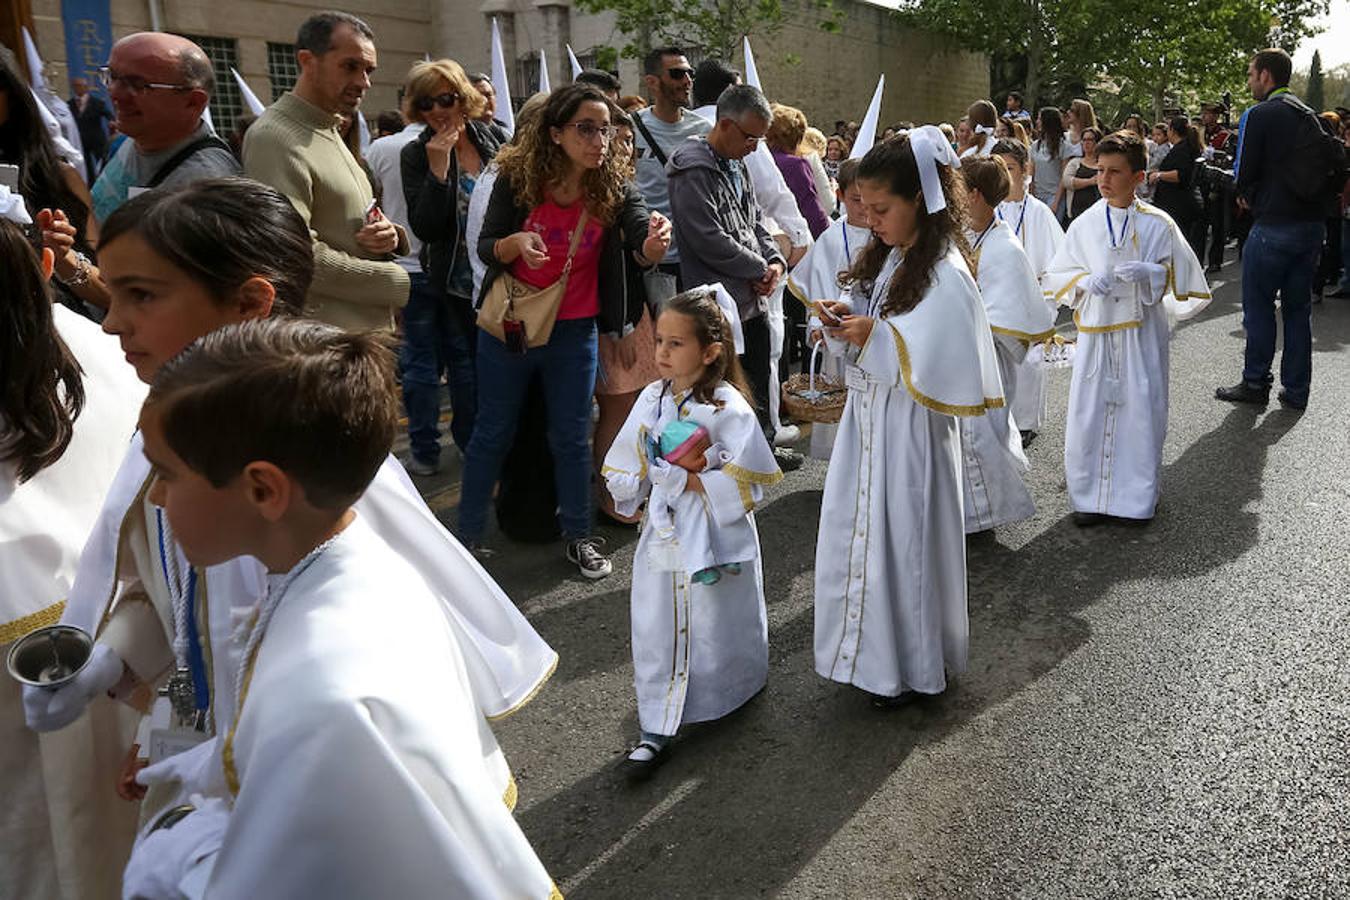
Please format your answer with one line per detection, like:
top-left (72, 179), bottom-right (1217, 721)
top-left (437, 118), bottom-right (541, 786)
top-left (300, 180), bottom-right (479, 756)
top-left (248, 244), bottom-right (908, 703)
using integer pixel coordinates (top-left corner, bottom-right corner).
top-left (668, 84), bottom-right (796, 467)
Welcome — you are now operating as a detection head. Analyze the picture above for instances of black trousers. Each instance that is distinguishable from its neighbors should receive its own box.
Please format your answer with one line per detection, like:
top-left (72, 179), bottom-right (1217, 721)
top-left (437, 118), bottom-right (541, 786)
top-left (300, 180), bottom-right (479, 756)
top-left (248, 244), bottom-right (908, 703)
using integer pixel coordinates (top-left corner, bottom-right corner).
top-left (739, 313), bottom-right (774, 443)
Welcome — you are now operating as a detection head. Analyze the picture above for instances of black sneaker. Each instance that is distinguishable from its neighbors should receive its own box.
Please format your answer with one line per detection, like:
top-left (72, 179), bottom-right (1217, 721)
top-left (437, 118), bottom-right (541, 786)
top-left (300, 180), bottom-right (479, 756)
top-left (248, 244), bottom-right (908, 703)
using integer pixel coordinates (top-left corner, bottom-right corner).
top-left (1214, 382), bottom-right (1269, 406)
top-left (566, 536), bottom-right (613, 580)
top-left (1205, 264), bottom-right (1223, 274)
top-left (1072, 511), bottom-right (1110, 527)
top-left (1019, 429), bottom-right (1038, 449)
top-left (1277, 391), bottom-right (1307, 411)
top-left (773, 446), bottom-right (804, 472)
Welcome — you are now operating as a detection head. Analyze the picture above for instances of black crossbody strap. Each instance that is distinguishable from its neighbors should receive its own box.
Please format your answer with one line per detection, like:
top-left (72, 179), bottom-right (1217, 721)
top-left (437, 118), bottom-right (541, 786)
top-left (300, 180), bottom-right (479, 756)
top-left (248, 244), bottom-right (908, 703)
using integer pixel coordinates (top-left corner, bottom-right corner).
top-left (146, 135), bottom-right (233, 189)
top-left (633, 112), bottom-right (669, 167)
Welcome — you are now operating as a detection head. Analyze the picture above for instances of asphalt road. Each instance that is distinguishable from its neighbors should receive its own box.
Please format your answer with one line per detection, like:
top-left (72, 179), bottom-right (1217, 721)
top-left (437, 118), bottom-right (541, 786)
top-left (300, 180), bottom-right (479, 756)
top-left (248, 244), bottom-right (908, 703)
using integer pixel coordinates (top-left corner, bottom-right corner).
top-left (406, 250), bottom-right (1350, 899)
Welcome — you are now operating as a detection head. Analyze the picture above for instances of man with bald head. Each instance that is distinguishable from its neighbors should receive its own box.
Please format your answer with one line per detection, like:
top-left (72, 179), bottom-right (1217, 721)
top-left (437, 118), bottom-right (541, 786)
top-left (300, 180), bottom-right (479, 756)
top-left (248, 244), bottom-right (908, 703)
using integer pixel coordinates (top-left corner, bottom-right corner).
top-left (90, 32), bottom-right (239, 222)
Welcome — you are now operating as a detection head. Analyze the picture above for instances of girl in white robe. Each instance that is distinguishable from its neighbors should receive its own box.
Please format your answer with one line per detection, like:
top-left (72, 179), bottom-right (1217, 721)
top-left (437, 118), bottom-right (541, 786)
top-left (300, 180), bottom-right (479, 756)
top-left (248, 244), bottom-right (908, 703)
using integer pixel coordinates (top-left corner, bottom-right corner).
top-left (604, 288), bottom-right (782, 776)
top-left (812, 130), bottom-right (1004, 703)
top-left (992, 139), bottom-right (1066, 437)
top-left (1041, 133), bottom-right (1210, 524)
top-left (21, 183), bottom-right (556, 827)
top-left (959, 157), bottom-right (1056, 533)
top-left (787, 160), bottom-right (873, 459)
top-left (0, 215), bottom-right (144, 900)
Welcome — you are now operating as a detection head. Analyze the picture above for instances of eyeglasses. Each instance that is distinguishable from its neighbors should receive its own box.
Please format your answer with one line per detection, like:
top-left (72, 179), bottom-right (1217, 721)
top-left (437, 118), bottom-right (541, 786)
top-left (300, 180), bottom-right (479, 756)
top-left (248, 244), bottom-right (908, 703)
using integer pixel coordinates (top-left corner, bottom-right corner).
top-left (562, 122), bottom-right (617, 142)
top-left (730, 120), bottom-right (766, 144)
top-left (414, 92), bottom-right (460, 112)
top-left (667, 67), bottom-right (695, 81)
top-left (98, 67), bottom-right (191, 95)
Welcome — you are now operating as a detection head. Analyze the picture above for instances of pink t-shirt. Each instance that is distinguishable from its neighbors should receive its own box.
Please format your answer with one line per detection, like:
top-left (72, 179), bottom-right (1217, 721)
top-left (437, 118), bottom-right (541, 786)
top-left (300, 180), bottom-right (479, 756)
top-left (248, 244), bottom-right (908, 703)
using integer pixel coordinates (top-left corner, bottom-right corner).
top-left (512, 199), bottom-right (606, 321)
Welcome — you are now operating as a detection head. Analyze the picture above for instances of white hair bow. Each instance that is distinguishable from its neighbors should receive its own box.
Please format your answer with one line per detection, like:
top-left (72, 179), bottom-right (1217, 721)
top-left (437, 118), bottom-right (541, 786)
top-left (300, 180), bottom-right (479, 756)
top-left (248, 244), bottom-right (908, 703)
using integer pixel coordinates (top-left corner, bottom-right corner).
top-left (696, 282), bottom-right (746, 355)
top-left (0, 186), bottom-right (33, 227)
top-left (974, 124), bottom-right (995, 135)
top-left (908, 124), bottom-right (962, 215)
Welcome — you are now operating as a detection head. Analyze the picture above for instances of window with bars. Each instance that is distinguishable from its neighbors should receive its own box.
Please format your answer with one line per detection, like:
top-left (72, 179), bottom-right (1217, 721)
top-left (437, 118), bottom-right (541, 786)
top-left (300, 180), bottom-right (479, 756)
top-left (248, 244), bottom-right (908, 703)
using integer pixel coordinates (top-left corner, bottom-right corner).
top-left (178, 34), bottom-right (242, 136)
top-left (267, 42), bottom-right (299, 101)
top-left (517, 54), bottom-right (541, 100)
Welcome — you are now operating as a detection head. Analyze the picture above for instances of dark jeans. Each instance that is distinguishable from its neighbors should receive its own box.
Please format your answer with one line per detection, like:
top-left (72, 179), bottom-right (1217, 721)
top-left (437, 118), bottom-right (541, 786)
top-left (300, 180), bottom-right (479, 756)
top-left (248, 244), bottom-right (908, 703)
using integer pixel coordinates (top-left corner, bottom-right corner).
top-left (1240, 219), bottom-right (1325, 404)
top-left (740, 312), bottom-right (773, 443)
top-left (399, 272), bottom-right (477, 460)
top-left (458, 317), bottom-right (598, 544)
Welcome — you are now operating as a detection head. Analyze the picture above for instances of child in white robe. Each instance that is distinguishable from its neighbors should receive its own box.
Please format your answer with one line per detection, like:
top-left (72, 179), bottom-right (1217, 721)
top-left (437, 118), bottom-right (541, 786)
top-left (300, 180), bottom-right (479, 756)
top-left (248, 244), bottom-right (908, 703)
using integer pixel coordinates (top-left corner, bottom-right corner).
top-left (22, 182), bottom-right (556, 830)
top-left (119, 319), bottom-right (559, 900)
top-left (959, 157), bottom-right (1056, 533)
top-left (991, 138), bottom-right (1066, 442)
top-left (604, 287), bottom-right (782, 778)
top-left (788, 159), bottom-right (873, 459)
top-left (812, 129), bottom-right (1004, 705)
top-left (0, 212), bottom-right (145, 900)
top-left (1042, 131), bottom-right (1210, 525)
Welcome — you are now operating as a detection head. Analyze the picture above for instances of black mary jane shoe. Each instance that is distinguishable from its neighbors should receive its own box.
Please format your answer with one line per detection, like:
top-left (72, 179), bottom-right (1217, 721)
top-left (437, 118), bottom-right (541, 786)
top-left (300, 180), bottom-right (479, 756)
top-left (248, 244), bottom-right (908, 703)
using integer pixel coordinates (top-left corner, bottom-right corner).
top-left (620, 740), bottom-right (669, 782)
top-left (1072, 511), bottom-right (1110, 528)
top-left (869, 691), bottom-right (918, 710)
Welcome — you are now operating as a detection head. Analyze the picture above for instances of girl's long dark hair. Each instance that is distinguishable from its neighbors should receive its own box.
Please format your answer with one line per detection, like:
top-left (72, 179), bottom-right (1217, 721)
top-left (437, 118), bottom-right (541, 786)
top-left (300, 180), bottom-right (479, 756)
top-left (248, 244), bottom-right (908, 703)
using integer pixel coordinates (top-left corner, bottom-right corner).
top-left (0, 220), bottom-right (85, 482)
top-left (661, 289), bottom-right (753, 409)
top-left (1037, 106), bottom-right (1065, 158)
top-left (844, 135), bottom-right (970, 318)
top-left (0, 59), bottom-right (90, 248)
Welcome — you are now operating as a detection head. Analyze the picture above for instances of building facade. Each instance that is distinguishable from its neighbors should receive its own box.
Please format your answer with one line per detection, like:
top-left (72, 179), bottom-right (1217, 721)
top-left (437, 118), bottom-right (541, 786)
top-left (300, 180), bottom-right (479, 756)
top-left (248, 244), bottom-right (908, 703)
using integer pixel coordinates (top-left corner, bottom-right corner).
top-left (18, 0), bottom-right (986, 139)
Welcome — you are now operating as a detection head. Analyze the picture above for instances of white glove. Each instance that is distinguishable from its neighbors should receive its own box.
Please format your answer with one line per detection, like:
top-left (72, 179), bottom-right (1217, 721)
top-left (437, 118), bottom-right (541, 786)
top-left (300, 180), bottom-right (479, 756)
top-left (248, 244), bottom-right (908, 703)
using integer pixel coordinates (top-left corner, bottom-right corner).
top-left (647, 458), bottom-right (688, 495)
top-left (1114, 260), bottom-right (1168, 303)
top-left (23, 642), bottom-right (124, 732)
top-left (136, 735), bottom-right (227, 800)
top-left (703, 442), bottom-right (730, 471)
top-left (123, 796), bottom-right (230, 900)
top-left (1086, 269), bottom-right (1117, 297)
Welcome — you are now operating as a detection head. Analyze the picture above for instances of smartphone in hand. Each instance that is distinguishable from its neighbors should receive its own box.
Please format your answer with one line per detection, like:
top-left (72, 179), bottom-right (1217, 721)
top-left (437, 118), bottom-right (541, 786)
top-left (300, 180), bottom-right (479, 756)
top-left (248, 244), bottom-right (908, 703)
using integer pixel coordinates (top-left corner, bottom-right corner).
top-left (363, 197), bottom-right (381, 225)
top-left (814, 300), bottom-right (843, 326)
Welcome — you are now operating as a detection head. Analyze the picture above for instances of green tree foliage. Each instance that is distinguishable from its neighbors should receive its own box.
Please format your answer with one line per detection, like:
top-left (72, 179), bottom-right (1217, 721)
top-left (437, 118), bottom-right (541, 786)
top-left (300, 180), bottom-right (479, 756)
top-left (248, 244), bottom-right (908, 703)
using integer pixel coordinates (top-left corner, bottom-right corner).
top-left (1306, 49), bottom-right (1324, 112)
top-left (573, 0), bottom-right (843, 63)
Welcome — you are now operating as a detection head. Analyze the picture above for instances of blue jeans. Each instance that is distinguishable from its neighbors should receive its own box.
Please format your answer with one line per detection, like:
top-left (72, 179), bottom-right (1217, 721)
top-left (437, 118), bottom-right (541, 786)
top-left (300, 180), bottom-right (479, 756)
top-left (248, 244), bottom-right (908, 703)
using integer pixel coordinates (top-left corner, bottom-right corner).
top-left (458, 317), bottom-right (598, 543)
top-left (1240, 220), bottom-right (1324, 404)
top-left (399, 272), bottom-right (477, 460)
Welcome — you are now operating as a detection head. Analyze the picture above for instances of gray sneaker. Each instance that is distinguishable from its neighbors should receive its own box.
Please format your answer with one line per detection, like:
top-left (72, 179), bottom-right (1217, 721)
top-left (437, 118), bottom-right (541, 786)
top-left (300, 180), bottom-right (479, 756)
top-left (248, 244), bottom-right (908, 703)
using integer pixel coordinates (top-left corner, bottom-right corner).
top-left (566, 537), bottom-right (612, 580)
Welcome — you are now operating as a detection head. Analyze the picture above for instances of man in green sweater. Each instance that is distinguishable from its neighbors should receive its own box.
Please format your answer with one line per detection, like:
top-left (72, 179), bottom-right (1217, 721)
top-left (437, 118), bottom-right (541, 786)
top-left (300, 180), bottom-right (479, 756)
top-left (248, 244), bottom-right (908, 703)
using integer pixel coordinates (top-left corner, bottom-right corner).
top-left (243, 11), bottom-right (409, 332)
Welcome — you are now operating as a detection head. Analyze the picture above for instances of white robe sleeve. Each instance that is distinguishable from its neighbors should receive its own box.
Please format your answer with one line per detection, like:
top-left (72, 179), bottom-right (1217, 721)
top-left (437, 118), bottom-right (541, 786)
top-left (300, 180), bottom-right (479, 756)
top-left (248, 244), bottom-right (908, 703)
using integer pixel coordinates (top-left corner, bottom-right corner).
top-left (854, 314), bottom-right (905, 385)
top-left (697, 393), bottom-right (783, 526)
top-left (602, 383), bottom-right (662, 518)
top-left (1042, 230), bottom-right (1092, 309)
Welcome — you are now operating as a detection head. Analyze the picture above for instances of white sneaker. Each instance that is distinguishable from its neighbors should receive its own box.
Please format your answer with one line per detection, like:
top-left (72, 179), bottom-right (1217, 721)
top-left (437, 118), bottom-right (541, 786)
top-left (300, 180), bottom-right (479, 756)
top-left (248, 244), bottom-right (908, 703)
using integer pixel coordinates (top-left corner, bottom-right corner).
top-left (566, 537), bottom-right (612, 580)
top-left (773, 424), bottom-right (801, 446)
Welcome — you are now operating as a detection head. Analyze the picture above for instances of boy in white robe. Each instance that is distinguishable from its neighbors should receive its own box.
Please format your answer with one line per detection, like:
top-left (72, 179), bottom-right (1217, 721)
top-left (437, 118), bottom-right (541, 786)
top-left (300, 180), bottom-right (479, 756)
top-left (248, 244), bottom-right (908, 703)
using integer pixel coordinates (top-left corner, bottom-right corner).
top-left (992, 138), bottom-right (1066, 442)
top-left (812, 130), bottom-right (1004, 704)
top-left (1042, 131), bottom-right (1210, 525)
top-left (120, 319), bottom-right (560, 900)
top-left (604, 287), bottom-right (782, 778)
top-left (959, 157), bottom-right (1056, 533)
top-left (788, 159), bottom-right (873, 459)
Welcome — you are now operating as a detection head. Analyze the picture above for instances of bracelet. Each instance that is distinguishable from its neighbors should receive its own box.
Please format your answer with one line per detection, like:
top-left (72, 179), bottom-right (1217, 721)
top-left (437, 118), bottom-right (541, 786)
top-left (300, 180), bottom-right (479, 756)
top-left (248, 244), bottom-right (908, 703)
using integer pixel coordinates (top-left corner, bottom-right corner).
top-left (60, 251), bottom-right (92, 288)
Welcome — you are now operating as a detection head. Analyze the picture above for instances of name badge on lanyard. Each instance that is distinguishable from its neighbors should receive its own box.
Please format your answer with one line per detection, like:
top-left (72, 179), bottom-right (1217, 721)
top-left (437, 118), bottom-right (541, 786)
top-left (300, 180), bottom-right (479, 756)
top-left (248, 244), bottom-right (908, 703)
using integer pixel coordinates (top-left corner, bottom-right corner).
top-left (845, 364), bottom-right (869, 392)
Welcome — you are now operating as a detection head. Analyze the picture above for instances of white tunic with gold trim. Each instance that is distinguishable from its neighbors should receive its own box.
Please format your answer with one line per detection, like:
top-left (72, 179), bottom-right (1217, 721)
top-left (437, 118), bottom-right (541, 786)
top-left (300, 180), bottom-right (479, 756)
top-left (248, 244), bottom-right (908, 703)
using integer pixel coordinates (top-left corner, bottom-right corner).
top-left (787, 218), bottom-right (872, 459)
top-left (604, 381), bottom-right (781, 736)
top-left (186, 517), bottom-right (559, 899)
top-left (814, 245), bottom-right (1003, 697)
top-left (959, 220), bottom-right (1052, 532)
top-left (0, 307), bottom-right (145, 900)
top-left (1043, 198), bottom-right (1210, 519)
top-left (998, 193), bottom-right (1065, 432)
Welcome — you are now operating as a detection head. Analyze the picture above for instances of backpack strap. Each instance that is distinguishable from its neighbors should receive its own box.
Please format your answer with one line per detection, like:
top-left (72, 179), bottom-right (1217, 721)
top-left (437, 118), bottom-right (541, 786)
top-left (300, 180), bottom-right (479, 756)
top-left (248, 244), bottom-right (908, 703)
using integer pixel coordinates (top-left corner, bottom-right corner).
top-left (145, 135), bottom-right (233, 189)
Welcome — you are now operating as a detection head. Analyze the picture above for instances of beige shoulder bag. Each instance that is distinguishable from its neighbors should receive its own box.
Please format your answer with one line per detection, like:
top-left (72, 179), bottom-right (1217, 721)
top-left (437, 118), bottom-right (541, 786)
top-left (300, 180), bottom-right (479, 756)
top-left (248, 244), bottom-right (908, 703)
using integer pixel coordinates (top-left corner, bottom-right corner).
top-left (478, 210), bottom-right (590, 349)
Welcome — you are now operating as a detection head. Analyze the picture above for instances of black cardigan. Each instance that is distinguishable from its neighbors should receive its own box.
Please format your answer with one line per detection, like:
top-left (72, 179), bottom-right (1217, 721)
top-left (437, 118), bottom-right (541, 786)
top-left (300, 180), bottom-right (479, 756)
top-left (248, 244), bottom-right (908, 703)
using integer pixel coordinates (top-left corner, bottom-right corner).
top-left (399, 121), bottom-right (500, 301)
top-left (1154, 142), bottom-right (1202, 224)
top-left (475, 173), bottom-right (653, 336)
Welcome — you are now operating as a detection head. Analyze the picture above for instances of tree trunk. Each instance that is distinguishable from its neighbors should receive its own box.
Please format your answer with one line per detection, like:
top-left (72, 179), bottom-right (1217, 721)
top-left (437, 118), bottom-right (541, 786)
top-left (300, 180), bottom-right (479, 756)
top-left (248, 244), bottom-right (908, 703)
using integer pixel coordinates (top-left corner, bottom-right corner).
top-left (1026, 26), bottom-right (1043, 106)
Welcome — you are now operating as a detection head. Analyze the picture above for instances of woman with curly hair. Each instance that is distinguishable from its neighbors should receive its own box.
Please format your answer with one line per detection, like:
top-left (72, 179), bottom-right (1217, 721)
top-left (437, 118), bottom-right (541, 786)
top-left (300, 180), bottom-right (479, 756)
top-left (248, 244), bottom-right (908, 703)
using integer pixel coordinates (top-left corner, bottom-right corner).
top-left (464, 84), bottom-right (671, 577)
top-left (811, 127), bottom-right (1004, 707)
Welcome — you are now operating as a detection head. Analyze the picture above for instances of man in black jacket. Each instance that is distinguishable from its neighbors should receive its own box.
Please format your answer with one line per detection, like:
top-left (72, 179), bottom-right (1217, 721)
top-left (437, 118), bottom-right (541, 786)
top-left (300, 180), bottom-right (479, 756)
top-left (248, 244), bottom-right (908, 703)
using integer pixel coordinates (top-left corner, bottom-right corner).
top-left (1216, 48), bottom-right (1326, 411)
top-left (67, 77), bottom-right (112, 182)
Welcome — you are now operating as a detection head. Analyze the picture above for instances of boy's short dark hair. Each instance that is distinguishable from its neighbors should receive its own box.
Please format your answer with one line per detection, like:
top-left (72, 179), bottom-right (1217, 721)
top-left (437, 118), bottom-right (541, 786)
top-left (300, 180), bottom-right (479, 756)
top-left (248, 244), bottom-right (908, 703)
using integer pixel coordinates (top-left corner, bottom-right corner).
top-left (1095, 130), bottom-right (1147, 172)
top-left (837, 157), bottom-right (862, 190)
top-left (375, 110), bottom-right (404, 134)
top-left (576, 68), bottom-right (621, 94)
top-left (1251, 48), bottom-right (1292, 88)
top-left (693, 59), bottom-right (740, 107)
top-left (148, 319), bottom-right (398, 510)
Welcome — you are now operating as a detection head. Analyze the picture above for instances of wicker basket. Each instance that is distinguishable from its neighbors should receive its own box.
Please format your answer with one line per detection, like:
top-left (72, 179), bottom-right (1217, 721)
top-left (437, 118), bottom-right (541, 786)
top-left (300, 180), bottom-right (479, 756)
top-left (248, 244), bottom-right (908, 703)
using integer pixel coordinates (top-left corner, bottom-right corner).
top-left (781, 344), bottom-right (847, 424)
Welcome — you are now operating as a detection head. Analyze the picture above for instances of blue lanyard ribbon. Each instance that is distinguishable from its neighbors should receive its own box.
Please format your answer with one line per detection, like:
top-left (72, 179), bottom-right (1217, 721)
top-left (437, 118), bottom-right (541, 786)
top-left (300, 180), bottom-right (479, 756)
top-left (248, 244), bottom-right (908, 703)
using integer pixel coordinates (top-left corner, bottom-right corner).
top-left (841, 219), bottom-right (851, 260)
top-left (156, 510), bottom-right (210, 712)
top-left (1106, 205), bottom-right (1129, 249)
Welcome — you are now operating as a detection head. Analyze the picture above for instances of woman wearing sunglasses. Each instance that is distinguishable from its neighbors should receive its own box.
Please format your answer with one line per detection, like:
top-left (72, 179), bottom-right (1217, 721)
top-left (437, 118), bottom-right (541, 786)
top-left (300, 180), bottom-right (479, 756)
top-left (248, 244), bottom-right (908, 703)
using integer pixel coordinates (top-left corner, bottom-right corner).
top-left (398, 59), bottom-right (500, 472)
top-left (465, 83), bottom-right (670, 578)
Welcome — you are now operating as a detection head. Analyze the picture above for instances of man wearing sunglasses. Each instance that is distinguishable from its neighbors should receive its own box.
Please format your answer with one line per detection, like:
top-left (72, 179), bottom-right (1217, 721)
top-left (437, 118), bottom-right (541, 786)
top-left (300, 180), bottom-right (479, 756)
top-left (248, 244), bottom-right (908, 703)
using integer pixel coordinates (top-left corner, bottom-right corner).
top-left (245, 11), bottom-right (410, 334)
top-left (631, 46), bottom-right (710, 287)
top-left (88, 32), bottom-right (239, 223)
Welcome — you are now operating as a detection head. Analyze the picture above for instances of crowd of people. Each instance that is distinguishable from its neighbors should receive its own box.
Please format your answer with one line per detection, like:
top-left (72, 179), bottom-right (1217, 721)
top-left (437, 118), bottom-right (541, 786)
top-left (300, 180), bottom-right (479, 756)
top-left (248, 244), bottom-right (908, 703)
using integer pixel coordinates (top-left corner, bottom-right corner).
top-left (2, 10), bottom-right (1347, 896)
